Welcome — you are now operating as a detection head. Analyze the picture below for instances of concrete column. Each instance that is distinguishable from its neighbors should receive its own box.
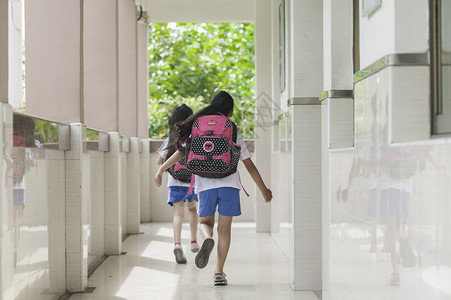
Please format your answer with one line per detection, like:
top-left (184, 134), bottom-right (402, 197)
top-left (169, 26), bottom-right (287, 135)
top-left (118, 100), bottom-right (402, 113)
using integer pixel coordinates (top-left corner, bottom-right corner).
top-left (83, 0), bottom-right (118, 132)
top-left (0, 0), bottom-right (8, 103)
top-left (140, 139), bottom-right (151, 222)
top-left (118, 0), bottom-right (137, 137)
top-left (254, 0), bottom-right (272, 233)
top-left (25, 0), bottom-right (82, 123)
top-left (104, 132), bottom-right (122, 255)
top-left (65, 123), bottom-right (88, 292)
top-left (321, 1), bottom-right (354, 289)
top-left (288, 0), bottom-right (323, 291)
top-left (7, 0), bottom-right (23, 109)
top-left (137, 16), bottom-right (149, 139)
top-left (47, 149), bottom-right (67, 293)
top-left (127, 137), bottom-right (140, 234)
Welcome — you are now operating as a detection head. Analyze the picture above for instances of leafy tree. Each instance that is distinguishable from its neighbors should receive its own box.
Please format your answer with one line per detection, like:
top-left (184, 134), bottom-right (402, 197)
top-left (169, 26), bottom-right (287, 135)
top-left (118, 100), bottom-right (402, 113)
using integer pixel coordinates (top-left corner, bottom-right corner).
top-left (148, 23), bottom-right (255, 139)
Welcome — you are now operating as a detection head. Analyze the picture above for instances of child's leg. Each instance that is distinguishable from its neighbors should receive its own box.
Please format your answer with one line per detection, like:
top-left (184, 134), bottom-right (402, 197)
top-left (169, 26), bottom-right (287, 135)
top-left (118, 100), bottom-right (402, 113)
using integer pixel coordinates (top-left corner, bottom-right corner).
top-left (187, 202), bottom-right (198, 242)
top-left (173, 203), bottom-right (185, 244)
top-left (199, 215), bottom-right (215, 239)
top-left (215, 214), bottom-right (233, 274)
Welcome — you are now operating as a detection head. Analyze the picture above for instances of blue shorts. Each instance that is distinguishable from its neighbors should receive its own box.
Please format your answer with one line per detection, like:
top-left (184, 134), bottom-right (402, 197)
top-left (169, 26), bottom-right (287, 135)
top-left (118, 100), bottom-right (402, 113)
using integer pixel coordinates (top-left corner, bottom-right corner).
top-left (168, 186), bottom-right (197, 206)
top-left (380, 188), bottom-right (410, 217)
top-left (14, 189), bottom-right (25, 206)
top-left (198, 187), bottom-right (241, 217)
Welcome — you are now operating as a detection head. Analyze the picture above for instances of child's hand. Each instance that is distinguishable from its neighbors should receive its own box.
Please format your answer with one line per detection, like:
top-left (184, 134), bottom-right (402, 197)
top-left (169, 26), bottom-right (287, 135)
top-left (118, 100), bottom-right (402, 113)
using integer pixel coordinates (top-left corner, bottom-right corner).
top-left (262, 188), bottom-right (272, 203)
top-left (154, 169), bottom-right (164, 187)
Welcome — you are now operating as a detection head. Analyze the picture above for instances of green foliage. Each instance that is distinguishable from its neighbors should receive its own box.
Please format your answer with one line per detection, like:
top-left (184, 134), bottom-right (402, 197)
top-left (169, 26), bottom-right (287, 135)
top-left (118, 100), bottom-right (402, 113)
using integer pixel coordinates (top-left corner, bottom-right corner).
top-left (148, 23), bottom-right (255, 139)
top-left (34, 119), bottom-right (60, 144)
top-left (148, 96), bottom-right (207, 139)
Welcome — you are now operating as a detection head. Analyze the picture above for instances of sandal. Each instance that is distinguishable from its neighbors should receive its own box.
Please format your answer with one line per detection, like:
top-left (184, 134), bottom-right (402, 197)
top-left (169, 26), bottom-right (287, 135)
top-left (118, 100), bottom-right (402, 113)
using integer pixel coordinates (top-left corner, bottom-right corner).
top-left (213, 272), bottom-right (228, 286)
top-left (195, 238), bottom-right (215, 269)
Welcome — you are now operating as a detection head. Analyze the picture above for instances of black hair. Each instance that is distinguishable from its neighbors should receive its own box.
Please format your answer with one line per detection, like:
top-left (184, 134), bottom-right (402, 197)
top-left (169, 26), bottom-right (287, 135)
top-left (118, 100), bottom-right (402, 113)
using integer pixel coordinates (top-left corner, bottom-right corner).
top-left (164, 104), bottom-right (193, 161)
top-left (176, 91), bottom-right (234, 144)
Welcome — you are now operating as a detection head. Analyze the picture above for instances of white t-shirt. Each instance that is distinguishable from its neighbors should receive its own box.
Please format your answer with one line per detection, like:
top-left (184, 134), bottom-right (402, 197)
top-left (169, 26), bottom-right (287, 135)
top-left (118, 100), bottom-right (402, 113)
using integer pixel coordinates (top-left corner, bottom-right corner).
top-left (157, 138), bottom-right (191, 187)
top-left (194, 133), bottom-right (251, 193)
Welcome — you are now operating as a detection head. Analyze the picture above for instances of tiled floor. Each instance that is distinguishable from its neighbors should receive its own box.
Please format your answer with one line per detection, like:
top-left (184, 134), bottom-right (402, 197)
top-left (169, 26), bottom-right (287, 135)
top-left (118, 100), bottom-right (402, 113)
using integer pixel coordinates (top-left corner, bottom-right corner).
top-left (69, 222), bottom-right (319, 300)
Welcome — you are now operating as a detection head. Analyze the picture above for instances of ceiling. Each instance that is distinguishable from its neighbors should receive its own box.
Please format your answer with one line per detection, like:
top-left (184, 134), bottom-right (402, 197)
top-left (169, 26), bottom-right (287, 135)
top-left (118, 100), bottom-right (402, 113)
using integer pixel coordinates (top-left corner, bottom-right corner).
top-left (142, 0), bottom-right (256, 23)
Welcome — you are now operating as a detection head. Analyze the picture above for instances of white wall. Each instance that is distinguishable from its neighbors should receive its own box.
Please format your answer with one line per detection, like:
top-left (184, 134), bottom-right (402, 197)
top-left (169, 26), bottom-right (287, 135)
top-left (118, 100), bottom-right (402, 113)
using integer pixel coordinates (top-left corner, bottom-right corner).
top-left (359, 0), bottom-right (395, 68)
top-left (323, 1), bottom-right (451, 299)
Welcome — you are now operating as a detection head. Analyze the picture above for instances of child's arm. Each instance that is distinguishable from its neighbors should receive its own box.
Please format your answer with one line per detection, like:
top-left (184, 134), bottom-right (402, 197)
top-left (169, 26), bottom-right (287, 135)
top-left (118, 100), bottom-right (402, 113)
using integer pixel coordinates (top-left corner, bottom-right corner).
top-left (157, 156), bottom-right (164, 165)
top-left (154, 150), bottom-right (184, 187)
top-left (242, 158), bottom-right (272, 203)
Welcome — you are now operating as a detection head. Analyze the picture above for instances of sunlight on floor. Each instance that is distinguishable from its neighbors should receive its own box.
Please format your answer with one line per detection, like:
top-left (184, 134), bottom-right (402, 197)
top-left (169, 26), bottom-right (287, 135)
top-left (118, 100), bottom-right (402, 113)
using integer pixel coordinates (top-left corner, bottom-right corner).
top-left (116, 267), bottom-right (179, 299)
top-left (69, 222), bottom-right (319, 300)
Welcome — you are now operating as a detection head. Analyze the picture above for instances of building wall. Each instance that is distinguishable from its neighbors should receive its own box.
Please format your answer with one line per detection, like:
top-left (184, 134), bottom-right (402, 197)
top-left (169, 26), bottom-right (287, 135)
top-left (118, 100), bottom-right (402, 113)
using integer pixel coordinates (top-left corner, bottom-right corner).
top-left (323, 1), bottom-right (451, 299)
top-left (0, 115), bottom-right (154, 298)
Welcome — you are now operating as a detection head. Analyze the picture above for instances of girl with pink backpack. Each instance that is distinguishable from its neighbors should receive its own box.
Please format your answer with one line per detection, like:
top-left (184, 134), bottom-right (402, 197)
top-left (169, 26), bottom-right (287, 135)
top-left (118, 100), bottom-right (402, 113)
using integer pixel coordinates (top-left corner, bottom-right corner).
top-left (155, 91), bottom-right (272, 285)
top-left (157, 104), bottom-right (200, 264)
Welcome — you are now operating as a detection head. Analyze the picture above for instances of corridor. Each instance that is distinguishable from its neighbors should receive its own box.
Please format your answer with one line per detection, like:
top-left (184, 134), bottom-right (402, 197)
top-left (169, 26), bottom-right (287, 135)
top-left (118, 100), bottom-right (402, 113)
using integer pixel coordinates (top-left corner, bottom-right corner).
top-left (68, 223), bottom-right (319, 300)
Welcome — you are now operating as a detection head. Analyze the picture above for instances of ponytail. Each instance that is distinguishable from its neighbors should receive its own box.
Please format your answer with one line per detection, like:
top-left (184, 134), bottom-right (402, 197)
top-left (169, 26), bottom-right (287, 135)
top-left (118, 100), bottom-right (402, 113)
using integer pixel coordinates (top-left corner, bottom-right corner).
top-left (164, 104), bottom-right (193, 161)
top-left (176, 91), bottom-right (234, 143)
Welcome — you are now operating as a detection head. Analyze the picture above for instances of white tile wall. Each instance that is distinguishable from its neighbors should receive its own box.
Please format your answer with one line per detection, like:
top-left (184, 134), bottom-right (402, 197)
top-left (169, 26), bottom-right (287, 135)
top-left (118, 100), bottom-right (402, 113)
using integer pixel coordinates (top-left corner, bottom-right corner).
top-left (140, 139), bottom-right (151, 222)
top-left (1, 104), bottom-right (14, 300)
top-left (88, 150), bottom-right (105, 257)
top-left (104, 132), bottom-right (122, 255)
top-left (327, 98), bottom-right (354, 149)
top-left (121, 152), bottom-right (128, 236)
top-left (389, 66), bottom-right (430, 143)
top-left (65, 124), bottom-right (88, 292)
top-left (291, 104), bottom-right (322, 290)
top-left (126, 137), bottom-right (140, 234)
top-left (326, 66), bottom-right (451, 299)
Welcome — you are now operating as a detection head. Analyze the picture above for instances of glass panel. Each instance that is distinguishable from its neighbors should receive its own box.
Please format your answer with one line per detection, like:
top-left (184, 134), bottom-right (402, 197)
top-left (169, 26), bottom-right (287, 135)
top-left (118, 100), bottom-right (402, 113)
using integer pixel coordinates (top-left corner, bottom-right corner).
top-left (13, 113), bottom-right (61, 149)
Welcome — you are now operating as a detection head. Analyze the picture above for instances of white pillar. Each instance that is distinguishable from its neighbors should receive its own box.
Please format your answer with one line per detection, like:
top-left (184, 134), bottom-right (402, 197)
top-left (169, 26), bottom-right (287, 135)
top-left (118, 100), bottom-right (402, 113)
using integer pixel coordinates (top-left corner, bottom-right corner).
top-left (83, 0), bottom-right (118, 132)
top-left (0, 104), bottom-right (14, 299)
top-left (118, 0), bottom-right (137, 137)
top-left (48, 149), bottom-right (67, 293)
top-left (7, 0), bottom-right (23, 109)
top-left (255, 0), bottom-right (272, 233)
top-left (137, 16), bottom-right (149, 139)
top-left (127, 137), bottom-right (140, 233)
top-left (140, 139), bottom-right (151, 222)
top-left (25, 0), bottom-right (82, 123)
top-left (288, 0), bottom-right (323, 291)
top-left (104, 132), bottom-right (122, 255)
top-left (0, 0), bottom-right (8, 103)
top-left (65, 123), bottom-right (88, 292)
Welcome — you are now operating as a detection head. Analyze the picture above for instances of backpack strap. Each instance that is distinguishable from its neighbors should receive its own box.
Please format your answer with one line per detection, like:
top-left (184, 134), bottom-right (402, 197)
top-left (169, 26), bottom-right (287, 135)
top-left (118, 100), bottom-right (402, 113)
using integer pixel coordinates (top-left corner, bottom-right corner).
top-left (188, 174), bottom-right (195, 195)
top-left (239, 174), bottom-right (249, 197)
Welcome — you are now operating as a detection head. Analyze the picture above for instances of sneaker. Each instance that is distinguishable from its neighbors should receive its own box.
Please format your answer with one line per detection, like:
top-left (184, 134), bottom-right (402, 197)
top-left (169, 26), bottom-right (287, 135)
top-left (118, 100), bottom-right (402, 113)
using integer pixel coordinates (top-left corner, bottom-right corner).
top-left (173, 247), bottom-right (187, 264)
top-left (191, 241), bottom-right (200, 253)
top-left (390, 272), bottom-right (400, 285)
top-left (195, 238), bottom-right (215, 269)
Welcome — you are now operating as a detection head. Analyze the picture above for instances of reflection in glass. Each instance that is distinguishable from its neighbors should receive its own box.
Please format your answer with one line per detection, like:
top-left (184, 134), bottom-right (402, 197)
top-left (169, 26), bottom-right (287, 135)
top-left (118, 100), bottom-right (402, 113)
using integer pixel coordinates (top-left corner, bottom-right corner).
top-left (12, 114), bottom-right (44, 268)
